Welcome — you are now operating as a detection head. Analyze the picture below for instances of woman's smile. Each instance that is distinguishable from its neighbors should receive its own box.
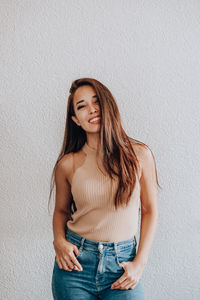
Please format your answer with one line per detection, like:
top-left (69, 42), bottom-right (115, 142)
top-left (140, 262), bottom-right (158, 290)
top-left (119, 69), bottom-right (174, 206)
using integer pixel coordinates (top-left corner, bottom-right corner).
top-left (88, 116), bottom-right (101, 124)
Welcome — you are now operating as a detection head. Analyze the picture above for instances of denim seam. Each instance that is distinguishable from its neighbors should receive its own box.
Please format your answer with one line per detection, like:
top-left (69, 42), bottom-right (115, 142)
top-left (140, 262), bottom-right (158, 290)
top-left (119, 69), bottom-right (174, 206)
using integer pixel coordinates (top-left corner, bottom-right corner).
top-left (78, 237), bottom-right (85, 256)
top-left (114, 242), bottom-right (121, 268)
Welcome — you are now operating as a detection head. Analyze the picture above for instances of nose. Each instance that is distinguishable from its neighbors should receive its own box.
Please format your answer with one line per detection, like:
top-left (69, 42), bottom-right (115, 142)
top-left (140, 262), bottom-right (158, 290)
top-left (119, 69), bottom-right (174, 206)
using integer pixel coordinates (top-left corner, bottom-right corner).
top-left (89, 103), bottom-right (98, 114)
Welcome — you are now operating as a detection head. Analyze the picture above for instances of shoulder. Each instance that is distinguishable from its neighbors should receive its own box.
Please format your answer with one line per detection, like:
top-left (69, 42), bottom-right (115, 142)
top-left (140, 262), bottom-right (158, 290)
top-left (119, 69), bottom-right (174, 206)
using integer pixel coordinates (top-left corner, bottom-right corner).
top-left (130, 140), bottom-right (156, 176)
top-left (129, 140), bottom-right (149, 160)
top-left (56, 152), bottom-right (74, 181)
top-left (133, 143), bottom-right (153, 161)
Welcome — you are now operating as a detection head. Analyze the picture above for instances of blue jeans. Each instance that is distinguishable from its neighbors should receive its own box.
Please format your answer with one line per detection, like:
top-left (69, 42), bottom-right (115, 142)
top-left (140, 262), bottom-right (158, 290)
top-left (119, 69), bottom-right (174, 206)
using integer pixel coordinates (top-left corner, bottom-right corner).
top-left (52, 229), bottom-right (145, 299)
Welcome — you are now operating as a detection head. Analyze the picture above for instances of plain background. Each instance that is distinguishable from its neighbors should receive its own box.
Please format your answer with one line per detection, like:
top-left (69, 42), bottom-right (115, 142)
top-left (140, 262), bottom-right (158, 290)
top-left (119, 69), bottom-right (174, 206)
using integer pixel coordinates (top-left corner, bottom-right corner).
top-left (1, 1), bottom-right (200, 299)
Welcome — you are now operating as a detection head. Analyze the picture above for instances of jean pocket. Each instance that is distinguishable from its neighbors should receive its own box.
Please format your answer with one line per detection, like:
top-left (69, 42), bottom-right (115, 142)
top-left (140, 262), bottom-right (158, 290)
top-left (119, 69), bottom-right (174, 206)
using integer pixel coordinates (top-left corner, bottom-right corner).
top-left (66, 238), bottom-right (84, 257)
top-left (54, 243), bottom-right (84, 272)
top-left (116, 245), bottom-right (137, 268)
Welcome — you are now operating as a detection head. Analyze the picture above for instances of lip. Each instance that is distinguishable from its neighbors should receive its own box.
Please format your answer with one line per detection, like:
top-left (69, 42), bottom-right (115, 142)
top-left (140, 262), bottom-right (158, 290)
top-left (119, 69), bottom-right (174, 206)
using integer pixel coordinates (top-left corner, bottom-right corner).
top-left (88, 115), bottom-right (100, 122)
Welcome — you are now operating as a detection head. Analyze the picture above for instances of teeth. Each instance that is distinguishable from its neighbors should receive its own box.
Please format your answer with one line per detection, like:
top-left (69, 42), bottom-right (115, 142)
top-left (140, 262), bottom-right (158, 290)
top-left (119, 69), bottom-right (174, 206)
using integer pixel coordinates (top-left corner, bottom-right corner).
top-left (89, 117), bottom-right (100, 123)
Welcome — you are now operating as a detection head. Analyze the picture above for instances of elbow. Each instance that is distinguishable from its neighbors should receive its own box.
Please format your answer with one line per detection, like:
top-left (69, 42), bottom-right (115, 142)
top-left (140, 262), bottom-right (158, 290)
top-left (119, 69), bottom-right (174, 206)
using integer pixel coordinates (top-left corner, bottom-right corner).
top-left (142, 207), bottom-right (159, 219)
top-left (54, 209), bottom-right (70, 216)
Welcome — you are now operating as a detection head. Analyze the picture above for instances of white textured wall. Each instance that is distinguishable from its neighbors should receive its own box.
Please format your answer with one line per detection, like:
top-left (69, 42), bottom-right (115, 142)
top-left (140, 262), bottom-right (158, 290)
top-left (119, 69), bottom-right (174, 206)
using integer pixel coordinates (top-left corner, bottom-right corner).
top-left (1, 1), bottom-right (200, 299)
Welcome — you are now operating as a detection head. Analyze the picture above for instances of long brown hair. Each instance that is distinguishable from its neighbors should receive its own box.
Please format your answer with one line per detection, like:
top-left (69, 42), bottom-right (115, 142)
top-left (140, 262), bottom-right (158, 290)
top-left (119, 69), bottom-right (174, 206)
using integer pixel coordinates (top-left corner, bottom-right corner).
top-left (48, 78), bottom-right (162, 215)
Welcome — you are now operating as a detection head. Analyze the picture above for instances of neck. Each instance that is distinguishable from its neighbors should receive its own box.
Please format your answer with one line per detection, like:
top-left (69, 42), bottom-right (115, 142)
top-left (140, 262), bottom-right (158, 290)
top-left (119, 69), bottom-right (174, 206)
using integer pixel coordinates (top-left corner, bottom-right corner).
top-left (86, 135), bottom-right (100, 151)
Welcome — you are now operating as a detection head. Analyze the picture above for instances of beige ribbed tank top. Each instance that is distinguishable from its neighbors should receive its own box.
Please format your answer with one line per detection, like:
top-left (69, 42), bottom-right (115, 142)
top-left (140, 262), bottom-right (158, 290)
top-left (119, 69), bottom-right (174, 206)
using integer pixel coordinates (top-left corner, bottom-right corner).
top-left (67, 141), bottom-right (141, 242)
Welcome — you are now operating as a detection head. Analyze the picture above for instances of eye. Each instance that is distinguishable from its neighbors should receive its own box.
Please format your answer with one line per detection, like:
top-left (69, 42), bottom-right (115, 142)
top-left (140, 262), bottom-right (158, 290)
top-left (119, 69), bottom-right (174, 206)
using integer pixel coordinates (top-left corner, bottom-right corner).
top-left (77, 99), bottom-right (99, 110)
top-left (77, 105), bottom-right (85, 110)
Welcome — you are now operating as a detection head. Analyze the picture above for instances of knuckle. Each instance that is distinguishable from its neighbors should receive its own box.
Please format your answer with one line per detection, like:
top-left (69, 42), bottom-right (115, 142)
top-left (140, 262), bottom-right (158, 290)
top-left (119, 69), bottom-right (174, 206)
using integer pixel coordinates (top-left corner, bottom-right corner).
top-left (132, 276), bottom-right (136, 281)
top-left (74, 258), bottom-right (79, 265)
top-left (66, 254), bottom-right (71, 261)
top-left (63, 263), bottom-right (70, 271)
top-left (66, 249), bottom-right (71, 255)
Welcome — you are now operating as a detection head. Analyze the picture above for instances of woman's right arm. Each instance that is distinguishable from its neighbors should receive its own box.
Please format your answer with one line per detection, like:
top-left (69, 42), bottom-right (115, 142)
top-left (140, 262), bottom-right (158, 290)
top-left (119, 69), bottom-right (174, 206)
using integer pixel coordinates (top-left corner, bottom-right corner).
top-left (53, 155), bottom-right (72, 243)
top-left (52, 154), bottom-right (83, 272)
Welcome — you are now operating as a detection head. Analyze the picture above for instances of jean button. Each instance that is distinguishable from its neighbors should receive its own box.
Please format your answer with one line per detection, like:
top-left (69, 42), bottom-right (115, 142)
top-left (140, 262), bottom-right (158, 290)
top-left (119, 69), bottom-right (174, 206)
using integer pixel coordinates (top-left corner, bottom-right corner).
top-left (98, 244), bottom-right (103, 251)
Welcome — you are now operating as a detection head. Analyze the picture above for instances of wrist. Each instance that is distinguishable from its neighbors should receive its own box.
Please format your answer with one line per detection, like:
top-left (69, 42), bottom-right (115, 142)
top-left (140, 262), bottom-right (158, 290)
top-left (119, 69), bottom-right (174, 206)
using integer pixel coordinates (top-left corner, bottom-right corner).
top-left (53, 236), bottom-right (66, 245)
top-left (133, 256), bottom-right (148, 267)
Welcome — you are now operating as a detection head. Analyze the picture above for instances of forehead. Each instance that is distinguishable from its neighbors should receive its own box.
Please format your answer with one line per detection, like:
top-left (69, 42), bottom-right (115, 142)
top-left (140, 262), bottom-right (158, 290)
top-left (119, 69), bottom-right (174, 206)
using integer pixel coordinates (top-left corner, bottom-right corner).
top-left (73, 85), bottom-right (96, 103)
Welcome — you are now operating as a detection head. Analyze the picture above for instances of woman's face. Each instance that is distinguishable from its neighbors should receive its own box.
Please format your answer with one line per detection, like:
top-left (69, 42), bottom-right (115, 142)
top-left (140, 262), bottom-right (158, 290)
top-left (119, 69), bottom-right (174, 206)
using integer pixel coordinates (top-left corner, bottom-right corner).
top-left (71, 85), bottom-right (101, 132)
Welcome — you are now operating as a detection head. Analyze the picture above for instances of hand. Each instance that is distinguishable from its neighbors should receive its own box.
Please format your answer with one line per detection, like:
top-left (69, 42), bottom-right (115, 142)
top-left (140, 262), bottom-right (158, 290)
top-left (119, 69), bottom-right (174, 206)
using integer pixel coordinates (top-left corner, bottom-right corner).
top-left (53, 238), bottom-right (83, 272)
top-left (111, 260), bottom-right (145, 290)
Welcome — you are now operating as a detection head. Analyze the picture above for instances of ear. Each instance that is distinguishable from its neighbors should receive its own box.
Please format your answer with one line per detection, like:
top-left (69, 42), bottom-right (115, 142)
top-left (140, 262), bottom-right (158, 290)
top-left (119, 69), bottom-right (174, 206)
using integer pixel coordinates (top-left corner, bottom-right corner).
top-left (71, 115), bottom-right (81, 126)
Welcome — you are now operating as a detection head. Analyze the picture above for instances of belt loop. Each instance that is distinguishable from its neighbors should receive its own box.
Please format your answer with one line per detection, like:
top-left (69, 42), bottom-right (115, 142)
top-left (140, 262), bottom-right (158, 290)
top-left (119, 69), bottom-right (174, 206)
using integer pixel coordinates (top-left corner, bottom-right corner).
top-left (114, 242), bottom-right (118, 256)
top-left (79, 237), bottom-right (85, 252)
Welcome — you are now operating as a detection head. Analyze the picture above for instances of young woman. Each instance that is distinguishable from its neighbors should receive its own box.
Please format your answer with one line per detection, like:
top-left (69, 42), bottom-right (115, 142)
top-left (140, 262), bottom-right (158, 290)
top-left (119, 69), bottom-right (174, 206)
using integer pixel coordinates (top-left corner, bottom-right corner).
top-left (49, 78), bottom-right (160, 300)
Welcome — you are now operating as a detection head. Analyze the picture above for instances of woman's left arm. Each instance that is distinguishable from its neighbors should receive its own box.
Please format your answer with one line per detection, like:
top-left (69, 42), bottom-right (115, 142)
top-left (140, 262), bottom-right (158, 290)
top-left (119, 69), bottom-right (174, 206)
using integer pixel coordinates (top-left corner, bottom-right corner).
top-left (111, 146), bottom-right (159, 290)
top-left (134, 145), bottom-right (159, 267)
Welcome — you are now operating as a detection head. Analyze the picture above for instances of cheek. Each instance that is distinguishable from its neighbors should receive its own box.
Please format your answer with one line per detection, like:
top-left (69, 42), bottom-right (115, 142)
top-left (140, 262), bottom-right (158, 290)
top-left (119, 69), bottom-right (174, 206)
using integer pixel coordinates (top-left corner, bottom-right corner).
top-left (75, 110), bottom-right (86, 122)
top-left (76, 113), bottom-right (90, 128)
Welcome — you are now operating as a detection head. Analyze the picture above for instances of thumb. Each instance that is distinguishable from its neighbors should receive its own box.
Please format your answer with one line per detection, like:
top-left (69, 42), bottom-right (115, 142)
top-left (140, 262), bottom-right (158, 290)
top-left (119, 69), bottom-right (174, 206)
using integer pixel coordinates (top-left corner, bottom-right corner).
top-left (120, 262), bottom-right (126, 268)
top-left (73, 246), bottom-right (79, 256)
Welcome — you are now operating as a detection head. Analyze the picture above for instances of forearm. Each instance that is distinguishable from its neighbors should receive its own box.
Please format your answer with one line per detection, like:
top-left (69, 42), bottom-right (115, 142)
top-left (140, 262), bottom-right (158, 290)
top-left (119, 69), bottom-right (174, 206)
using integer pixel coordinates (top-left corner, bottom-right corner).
top-left (52, 210), bottom-right (70, 243)
top-left (134, 211), bottom-right (159, 266)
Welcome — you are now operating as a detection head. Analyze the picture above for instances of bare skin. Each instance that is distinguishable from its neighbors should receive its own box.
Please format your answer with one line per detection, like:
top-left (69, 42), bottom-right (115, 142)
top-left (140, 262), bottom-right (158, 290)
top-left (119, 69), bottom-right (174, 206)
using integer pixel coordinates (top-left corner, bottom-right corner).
top-left (52, 153), bottom-right (82, 272)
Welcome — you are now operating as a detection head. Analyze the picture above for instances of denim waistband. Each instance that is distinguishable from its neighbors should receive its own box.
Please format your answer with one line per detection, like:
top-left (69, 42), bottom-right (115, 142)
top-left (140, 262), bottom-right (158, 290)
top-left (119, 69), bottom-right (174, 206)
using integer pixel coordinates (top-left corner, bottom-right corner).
top-left (65, 229), bottom-right (137, 253)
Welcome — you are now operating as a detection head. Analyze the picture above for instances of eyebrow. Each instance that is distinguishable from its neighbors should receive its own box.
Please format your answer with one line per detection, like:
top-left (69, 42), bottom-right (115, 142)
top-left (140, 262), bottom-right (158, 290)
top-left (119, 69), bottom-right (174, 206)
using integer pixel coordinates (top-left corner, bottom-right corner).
top-left (76, 95), bottom-right (98, 106)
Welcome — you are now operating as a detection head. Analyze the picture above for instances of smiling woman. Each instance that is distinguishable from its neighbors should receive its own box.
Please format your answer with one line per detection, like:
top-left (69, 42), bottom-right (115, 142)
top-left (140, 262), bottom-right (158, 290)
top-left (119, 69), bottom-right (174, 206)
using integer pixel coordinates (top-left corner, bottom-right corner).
top-left (49, 77), bottom-right (161, 300)
top-left (72, 87), bottom-right (101, 129)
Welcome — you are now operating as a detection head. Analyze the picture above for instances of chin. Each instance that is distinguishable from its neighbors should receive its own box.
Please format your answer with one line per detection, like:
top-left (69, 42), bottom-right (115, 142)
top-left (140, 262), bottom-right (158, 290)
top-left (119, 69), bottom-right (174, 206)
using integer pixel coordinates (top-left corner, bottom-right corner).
top-left (85, 123), bottom-right (101, 131)
top-left (85, 127), bottom-right (101, 133)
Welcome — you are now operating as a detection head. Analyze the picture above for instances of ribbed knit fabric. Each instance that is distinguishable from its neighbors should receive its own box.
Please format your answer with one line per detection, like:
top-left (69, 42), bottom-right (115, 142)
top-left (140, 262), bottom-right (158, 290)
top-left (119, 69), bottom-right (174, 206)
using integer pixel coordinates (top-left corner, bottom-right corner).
top-left (67, 142), bottom-right (141, 242)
